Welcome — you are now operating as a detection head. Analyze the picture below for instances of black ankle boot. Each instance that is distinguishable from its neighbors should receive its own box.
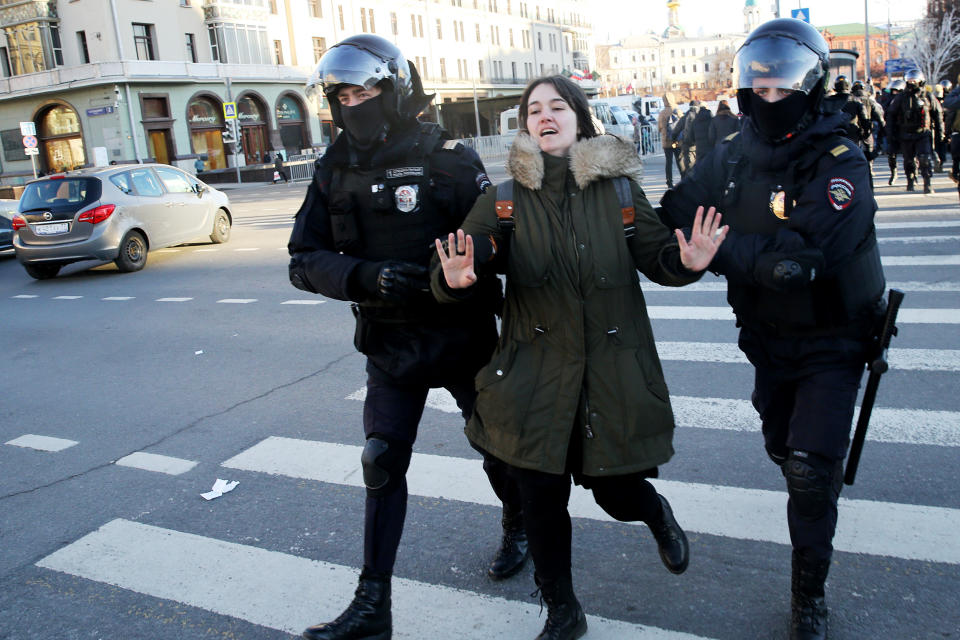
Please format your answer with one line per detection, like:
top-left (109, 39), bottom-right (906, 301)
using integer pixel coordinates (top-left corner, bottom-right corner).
top-left (906, 178), bottom-right (915, 191)
top-left (533, 575), bottom-right (588, 640)
top-left (488, 506), bottom-right (529, 580)
top-left (647, 494), bottom-right (689, 574)
top-left (790, 551), bottom-right (830, 640)
top-left (303, 570), bottom-right (391, 640)
top-left (888, 166), bottom-right (897, 185)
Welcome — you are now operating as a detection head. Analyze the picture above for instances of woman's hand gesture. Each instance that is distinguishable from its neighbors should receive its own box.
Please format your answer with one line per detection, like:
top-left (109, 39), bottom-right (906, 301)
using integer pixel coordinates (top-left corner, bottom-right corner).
top-left (676, 206), bottom-right (728, 272)
top-left (434, 229), bottom-right (477, 289)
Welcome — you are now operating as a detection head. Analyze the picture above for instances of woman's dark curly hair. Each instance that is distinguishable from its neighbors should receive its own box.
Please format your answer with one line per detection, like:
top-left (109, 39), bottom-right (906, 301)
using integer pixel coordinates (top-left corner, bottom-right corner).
top-left (518, 75), bottom-right (597, 140)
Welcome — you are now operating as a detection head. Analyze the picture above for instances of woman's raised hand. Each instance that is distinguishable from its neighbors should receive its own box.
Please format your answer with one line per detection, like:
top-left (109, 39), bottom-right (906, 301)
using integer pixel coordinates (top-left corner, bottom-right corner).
top-left (434, 229), bottom-right (477, 289)
top-left (676, 206), bottom-right (729, 272)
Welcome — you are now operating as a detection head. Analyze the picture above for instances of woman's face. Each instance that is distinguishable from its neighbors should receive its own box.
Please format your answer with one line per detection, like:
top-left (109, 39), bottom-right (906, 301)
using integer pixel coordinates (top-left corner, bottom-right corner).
top-left (526, 83), bottom-right (578, 157)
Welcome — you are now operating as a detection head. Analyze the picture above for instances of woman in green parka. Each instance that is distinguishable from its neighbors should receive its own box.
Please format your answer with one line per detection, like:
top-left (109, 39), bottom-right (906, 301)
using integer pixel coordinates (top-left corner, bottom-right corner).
top-left (432, 76), bottom-right (727, 640)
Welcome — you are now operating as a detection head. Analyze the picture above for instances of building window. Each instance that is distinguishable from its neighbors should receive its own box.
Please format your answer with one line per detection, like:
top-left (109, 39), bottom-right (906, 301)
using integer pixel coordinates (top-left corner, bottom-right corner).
top-left (478, 59), bottom-right (484, 80)
top-left (77, 30), bottom-right (89, 64)
top-left (439, 58), bottom-right (447, 82)
top-left (269, 0), bottom-right (277, 13)
top-left (704, 62), bottom-right (709, 72)
top-left (133, 23), bottom-right (155, 61)
top-left (338, 6), bottom-right (345, 30)
top-left (692, 64), bottom-right (697, 72)
top-left (208, 25), bottom-right (220, 61)
top-left (274, 40), bottom-right (283, 65)
top-left (509, 29), bottom-right (514, 47)
top-left (360, 8), bottom-right (375, 33)
top-left (312, 37), bottom-right (326, 62)
top-left (208, 23), bottom-right (269, 64)
top-left (391, 12), bottom-right (398, 35)
top-left (436, 19), bottom-right (442, 39)
top-left (476, 24), bottom-right (481, 43)
top-left (417, 15), bottom-right (424, 37)
top-left (309, 0), bottom-right (321, 18)
top-left (186, 33), bottom-right (197, 63)
top-left (537, 32), bottom-right (542, 50)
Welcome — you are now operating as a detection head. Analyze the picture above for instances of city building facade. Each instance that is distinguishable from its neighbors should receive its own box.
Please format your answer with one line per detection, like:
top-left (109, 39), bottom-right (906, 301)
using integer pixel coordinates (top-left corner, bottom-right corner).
top-left (0, 0), bottom-right (595, 184)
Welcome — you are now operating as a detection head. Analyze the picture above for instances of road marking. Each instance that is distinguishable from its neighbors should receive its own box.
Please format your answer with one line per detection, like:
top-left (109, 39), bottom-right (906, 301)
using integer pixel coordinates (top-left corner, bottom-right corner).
top-left (194, 248), bottom-right (219, 252)
top-left (641, 280), bottom-right (960, 292)
top-left (10, 294), bottom-right (38, 298)
top-left (281, 299), bottom-right (325, 305)
top-left (6, 434), bottom-right (78, 452)
top-left (52, 295), bottom-right (82, 300)
top-left (223, 437), bottom-right (960, 564)
top-left (878, 235), bottom-right (960, 244)
top-left (875, 221), bottom-right (960, 229)
top-left (102, 296), bottom-right (135, 301)
top-left (655, 341), bottom-right (960, 372)
top-left (37, 519), bottom-right (711, 640)
top-left (155, 297), bottom-right (193, 302)
top-left (155, 249), bottom-right (181, 253)
top-left (249, 221), bottom-right (294, 226)
top-left (217, 298), bottom-right (257, 304)
top-left (645, 306), bottom-right (960, 324)
top-left (345, 388), bottom-right (960, 447)
top-left (882, 255), bottom-right (960, 266)
top-left (115, 452), bottom-right (197, 476)
top-left (234, 247), bottom-right (260, 252)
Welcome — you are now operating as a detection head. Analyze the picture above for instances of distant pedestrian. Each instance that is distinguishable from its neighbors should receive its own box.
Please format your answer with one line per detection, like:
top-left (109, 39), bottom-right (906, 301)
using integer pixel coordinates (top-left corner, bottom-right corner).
top-left (658, 94), bottom-right (682, 187)
top-left (690, 104), bottom-right (714, 162)
top-left (708, 100), bottom-right (740, 150)
top-left (194, 156), bottom-right (204, 174)
top-left (273, 153), bottom-right (289, 184)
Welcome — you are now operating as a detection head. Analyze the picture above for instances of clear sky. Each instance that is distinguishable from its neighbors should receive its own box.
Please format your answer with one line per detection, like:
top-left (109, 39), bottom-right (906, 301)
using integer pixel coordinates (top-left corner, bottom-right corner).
top-left (593, 0), bottom-right (928, 42)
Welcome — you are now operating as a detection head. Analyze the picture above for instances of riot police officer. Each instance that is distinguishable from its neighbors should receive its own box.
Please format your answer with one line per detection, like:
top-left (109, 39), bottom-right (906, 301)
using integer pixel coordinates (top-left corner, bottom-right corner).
top-left (826, 76), bottom-right (871, 146)
top-left (659, 18), bottom-right (886, 640)
top-left (885, 69), bottom-right (943, 193)
top-left (850, 81), bottom-right (885, 186)
top-left (880, 79), bottom-right (905, 185)
top-left (287, 35), bottom-right (526, 640)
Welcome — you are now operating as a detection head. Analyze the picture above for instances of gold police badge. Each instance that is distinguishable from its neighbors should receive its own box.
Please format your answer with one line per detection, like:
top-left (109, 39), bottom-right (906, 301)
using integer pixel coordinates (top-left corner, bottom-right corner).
top-left (770, 189), bottom-right (788, 219)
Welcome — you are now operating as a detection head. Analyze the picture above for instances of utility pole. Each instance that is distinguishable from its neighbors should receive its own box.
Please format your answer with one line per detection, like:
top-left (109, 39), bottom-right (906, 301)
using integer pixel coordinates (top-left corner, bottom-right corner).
top-left (864, 0), bottom-right (871, 84)
top-left (225, 77), bottom-right (241, 184)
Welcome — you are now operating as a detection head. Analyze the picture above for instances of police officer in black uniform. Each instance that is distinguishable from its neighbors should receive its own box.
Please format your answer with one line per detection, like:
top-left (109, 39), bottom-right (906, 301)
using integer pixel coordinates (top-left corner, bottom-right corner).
top-left (825, 76), bottom-right (871, 147)
top-left (658, 19), bottom-right (886, 640)
top-left (886, 69), bottom-right (943, 193)
top-left (850, 81), bottom-right (885, 187)
top-left (287, 35), bottom-right (527, 640)
top-left (879, 78), bottom-right (905, 185)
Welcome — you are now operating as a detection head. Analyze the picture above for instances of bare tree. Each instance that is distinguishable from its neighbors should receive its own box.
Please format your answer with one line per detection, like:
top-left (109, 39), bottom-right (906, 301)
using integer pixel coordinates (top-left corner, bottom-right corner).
top-left (900, 10), bottom-right (960, 84)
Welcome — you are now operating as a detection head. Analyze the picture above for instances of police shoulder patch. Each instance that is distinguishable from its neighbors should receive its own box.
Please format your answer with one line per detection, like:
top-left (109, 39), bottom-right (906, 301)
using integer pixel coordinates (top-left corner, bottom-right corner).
top-left (442, 140), bottom-right (461, 150)
top-left (827, 177), bottom-right (855, 211)
top-left (829, 143), bottom-right (850, 158)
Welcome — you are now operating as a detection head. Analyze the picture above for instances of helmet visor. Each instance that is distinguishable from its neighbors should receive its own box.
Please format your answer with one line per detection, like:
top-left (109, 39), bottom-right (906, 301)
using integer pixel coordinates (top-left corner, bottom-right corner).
top-left (305, 44), bottom-right (391, 99)
top-left (733, 35), bottom-right (825, 95)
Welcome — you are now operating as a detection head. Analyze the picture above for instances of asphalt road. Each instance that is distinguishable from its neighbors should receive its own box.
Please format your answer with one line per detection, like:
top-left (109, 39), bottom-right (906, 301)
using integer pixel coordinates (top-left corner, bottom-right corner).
top-left (0, 153), bottom-right (958, 640)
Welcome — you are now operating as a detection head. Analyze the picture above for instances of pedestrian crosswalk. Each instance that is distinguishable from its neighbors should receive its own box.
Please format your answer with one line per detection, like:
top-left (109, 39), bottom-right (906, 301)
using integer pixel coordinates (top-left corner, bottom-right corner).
top-left (16, 208), bottom-right (960, 639)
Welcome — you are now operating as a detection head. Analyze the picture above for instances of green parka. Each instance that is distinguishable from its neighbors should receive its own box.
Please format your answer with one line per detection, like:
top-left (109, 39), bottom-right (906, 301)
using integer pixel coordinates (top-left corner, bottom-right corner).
top-left (433, 133), bottom-right (702, 476)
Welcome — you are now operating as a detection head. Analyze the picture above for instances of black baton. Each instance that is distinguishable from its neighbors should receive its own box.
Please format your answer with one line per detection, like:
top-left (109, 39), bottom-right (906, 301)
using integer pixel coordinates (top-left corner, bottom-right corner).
top-left (844, 288), bottom-right (905, 485)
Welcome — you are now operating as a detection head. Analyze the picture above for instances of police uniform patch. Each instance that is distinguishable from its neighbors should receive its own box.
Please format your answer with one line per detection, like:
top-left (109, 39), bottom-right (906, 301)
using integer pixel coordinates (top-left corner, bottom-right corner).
top-left (769, 190), bottom-right (788, 219)
top-left (385, 167), bottom-right (425, 179)
top-left (476, 171), bottom-right (492, 193)
top-left (827, 177), bottom-right (855, 211)
top-left (394, 184), bottom-right (419, 213)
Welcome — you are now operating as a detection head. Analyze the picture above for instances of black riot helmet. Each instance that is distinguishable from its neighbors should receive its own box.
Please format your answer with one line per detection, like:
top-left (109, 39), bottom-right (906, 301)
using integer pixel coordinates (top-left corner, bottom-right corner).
top-left (904, 68), bottom-right (925, 90)
top-left (850, 80), bottom-right (864, 96)
top-left (733, 18), bottom-right (831, 143)
top-left (305, 34), bottom-right (432, 129)
top-left (834, 75), bottom-right (851, 93)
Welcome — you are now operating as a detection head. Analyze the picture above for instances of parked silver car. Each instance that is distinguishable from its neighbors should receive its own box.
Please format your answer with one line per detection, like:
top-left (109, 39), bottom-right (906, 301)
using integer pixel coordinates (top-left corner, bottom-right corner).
top-left (0, 199), bottom-right (16, 252)
top-left (12, 164), bottom-right (232, 279)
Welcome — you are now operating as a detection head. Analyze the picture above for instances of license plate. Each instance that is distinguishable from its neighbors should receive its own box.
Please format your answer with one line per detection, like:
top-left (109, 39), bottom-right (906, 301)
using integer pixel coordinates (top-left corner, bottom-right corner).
top-left (34, 222), bottom-right (69, 235)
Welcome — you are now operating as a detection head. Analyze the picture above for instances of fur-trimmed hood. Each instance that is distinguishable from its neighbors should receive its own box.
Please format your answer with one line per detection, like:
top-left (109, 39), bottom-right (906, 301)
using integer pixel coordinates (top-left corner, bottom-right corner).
top-left (506, 132), bottom-right (644, 191)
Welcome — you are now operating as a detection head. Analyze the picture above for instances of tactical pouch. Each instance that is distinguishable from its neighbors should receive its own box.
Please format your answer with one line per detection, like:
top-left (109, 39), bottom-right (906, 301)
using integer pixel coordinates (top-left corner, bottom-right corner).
top-left (351, 303), bottom-right (375, 354)
top-left (329, 190), bottom-right (361, 252)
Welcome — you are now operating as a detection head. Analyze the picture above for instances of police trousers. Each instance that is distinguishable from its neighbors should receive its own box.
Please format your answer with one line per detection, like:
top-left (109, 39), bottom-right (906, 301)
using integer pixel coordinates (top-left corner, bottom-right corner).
top-left (900, 134), bottom-right (934, 181)
top-left (362, 372), bottom-right (518, 574)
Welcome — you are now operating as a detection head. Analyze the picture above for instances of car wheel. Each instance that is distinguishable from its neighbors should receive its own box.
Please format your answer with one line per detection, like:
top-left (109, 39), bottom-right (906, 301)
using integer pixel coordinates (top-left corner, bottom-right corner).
top-left (210, 209), bottom-right (231, 244)
top-left (115, 230), bottom-right (148, 273)
top-left (24, 263), bottom-right (60, 280)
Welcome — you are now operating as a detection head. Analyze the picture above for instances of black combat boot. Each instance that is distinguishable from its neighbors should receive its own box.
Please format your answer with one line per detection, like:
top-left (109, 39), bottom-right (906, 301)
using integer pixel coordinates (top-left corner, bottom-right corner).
top-left (923, 178), bottom-right (934, 194)
top-left (906, 177), bottom-right (915, 191)
top-left (302, 570), bottom-right (391, 640)
top-left (887, 165), bottom-right (897, 185)
top-left (790, 551), bottom-right (830, 640)
top-left (647, 494), bottom-right (690, 574)
top-left (488, 505), bottom-right (529, 580)
top-left (533, 575), bottom-right (588, 640)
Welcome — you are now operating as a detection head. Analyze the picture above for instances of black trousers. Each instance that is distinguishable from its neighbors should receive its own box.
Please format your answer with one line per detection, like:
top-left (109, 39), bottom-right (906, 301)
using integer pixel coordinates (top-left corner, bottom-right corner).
top-left (663, 146), bottom-right (681, 186)
top-left (752, 361), bottom-right (864, 561)
top-left (362, 373), bottom-right (518, 574)
top-left (503, 463), bottom-right (661, 583)
top-left (900, 135), bottom-right (934, 181)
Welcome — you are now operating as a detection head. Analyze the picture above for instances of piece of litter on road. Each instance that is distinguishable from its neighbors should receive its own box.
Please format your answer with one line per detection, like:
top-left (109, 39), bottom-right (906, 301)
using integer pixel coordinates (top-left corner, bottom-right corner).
top-left (200, 478), bottom-right (239, 500)
top-left (195, 350), bottom-right (203, 355)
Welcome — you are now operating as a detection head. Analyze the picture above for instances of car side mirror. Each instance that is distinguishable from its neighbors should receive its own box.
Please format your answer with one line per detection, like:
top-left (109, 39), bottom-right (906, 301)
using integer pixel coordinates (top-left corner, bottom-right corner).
top-left (194, 183), bottom-right (207, 196)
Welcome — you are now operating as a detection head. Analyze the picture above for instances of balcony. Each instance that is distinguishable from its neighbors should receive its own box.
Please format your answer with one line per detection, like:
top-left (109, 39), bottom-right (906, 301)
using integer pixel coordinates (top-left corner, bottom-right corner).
top-left (0, 60), bottom-right (310, 100)
top-left (0, 0), bottom-right (57, 27)
top-left (203, 1), bottom-right (268, 22)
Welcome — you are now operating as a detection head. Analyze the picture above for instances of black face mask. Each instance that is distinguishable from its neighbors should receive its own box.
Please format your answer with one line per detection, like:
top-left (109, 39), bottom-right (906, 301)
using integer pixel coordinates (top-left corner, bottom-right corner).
top-left (906, 83), bottom-right (921, 94)
top-left (748, 91), bottom-right (810, 142)
top-left (341, 95), bottom-right (388, 149)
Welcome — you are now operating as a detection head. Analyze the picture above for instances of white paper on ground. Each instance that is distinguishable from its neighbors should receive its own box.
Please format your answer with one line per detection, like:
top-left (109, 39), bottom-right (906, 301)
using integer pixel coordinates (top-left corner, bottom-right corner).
top-left (200, 478), bottom-right (239, 501)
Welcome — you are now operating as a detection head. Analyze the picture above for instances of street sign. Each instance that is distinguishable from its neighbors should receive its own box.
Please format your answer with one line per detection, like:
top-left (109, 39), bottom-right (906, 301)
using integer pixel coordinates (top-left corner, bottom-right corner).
top-left (22, 135), bottom-right (37, 148)
top-left (884, 58), bottom-right (918, 74)
top-left (20, 121), bottom-right (36, 136)
top-left (791, 8), bottom-right (810, 23)
top-left (223, 102), bottom-right (237, 120)
top-left (24, 147), bottom-right (39, 156)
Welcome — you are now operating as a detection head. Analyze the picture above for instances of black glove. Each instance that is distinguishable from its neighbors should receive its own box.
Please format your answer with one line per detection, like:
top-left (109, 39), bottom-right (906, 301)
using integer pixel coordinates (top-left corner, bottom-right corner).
top-left (355, 260), bottom-right (430, 302)
top-left (755, 248), bottom-right (825, 292)
top-left (289, 253), bottom-right (316, 293)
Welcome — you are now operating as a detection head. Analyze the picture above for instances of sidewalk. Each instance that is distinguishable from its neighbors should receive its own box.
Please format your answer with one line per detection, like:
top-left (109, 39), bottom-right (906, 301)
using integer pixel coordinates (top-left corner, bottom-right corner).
top-left (213, 179), bottom-right (308, 191)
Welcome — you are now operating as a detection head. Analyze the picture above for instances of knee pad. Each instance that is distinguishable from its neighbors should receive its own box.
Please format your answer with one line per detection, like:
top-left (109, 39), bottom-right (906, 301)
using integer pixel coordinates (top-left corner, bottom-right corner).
top-left (361, 435), bottom-right (412, 497)
top-left (782, 450), bottom-right (842, 522)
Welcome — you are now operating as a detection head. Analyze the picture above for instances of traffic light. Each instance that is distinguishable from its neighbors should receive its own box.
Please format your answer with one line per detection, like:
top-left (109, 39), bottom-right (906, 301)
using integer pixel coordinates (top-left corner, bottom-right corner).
top-left (221, 125), bottom-right (235, 144)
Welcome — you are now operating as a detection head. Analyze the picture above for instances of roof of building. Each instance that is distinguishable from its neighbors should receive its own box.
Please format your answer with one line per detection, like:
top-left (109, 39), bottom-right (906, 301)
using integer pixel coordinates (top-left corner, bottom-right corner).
top-left (820, 23), bottom-right (887, 37)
